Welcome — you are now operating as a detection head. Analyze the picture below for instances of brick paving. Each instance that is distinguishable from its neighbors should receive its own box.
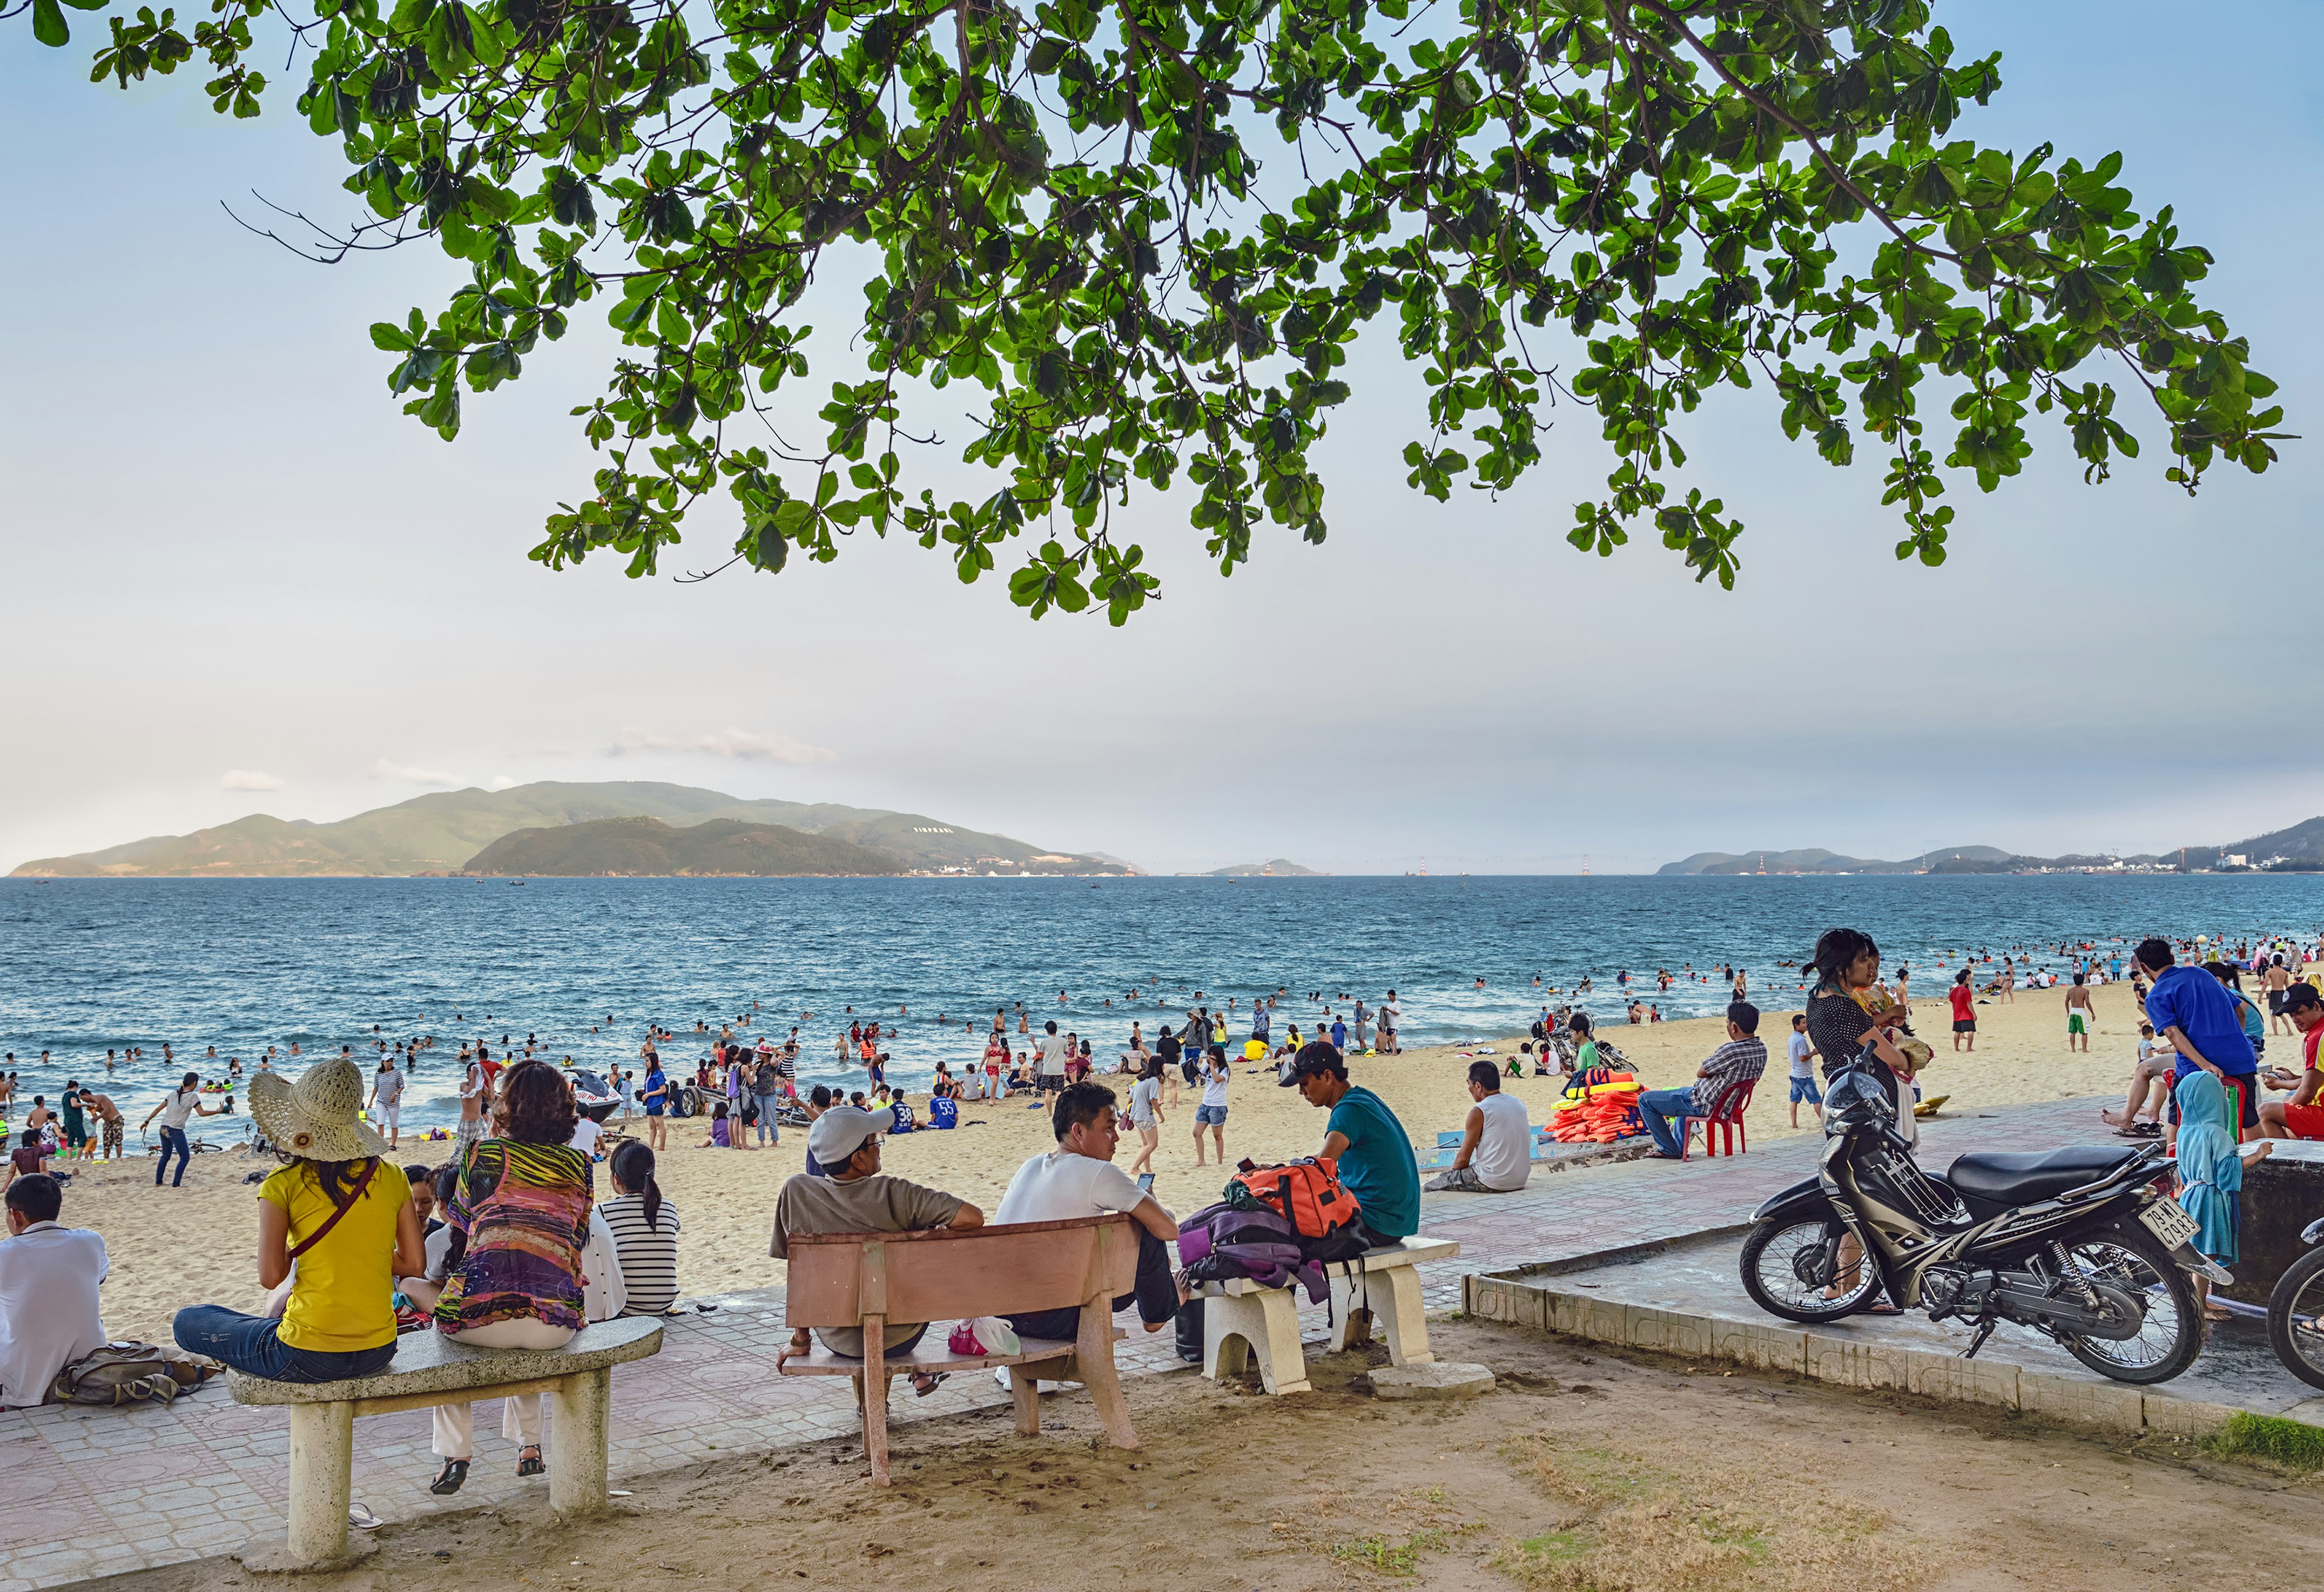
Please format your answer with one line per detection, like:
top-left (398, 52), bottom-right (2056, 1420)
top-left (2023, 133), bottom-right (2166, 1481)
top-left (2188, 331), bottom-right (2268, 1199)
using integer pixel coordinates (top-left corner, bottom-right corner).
top-left (0, 1095), bottom-right (2107, 1590)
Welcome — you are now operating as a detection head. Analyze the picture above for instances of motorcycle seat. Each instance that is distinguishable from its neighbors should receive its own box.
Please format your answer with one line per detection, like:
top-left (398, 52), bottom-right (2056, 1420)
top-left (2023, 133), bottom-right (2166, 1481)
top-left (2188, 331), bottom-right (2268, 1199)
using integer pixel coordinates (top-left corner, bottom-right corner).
top-left (1946, 1144), bottom-right (2141, 1206)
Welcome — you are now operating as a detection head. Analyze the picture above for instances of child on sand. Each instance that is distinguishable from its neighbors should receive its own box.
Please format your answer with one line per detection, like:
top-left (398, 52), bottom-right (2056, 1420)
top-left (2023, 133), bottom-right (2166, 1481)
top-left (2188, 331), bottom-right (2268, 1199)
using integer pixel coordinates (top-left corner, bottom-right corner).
top-left (698, 1102), bottom-right (732, 1148)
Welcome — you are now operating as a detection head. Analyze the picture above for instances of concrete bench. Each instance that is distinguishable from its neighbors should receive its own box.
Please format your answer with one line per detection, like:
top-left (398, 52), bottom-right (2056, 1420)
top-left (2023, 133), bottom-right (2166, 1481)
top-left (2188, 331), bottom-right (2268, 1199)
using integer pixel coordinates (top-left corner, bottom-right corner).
top-left (1199, 1235), bottom-right (1459, 1395)
top-left (226, 1315), bottom-right (663, 1570)
top-left (778, 1213), bottom-right (1140, 1485)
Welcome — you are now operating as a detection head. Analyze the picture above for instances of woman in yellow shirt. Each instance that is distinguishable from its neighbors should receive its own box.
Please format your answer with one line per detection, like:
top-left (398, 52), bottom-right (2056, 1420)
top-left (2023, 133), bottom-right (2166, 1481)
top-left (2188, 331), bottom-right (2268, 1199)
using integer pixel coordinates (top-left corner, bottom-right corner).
top-left (172, 1058), bottom-right (423, 1380)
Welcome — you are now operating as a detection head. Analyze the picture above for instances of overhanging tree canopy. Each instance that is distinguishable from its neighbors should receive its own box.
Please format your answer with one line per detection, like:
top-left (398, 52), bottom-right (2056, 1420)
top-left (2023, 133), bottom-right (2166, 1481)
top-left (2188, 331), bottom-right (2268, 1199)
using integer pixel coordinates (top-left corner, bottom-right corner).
top-left (28, 0), bottom-right (2286, 619)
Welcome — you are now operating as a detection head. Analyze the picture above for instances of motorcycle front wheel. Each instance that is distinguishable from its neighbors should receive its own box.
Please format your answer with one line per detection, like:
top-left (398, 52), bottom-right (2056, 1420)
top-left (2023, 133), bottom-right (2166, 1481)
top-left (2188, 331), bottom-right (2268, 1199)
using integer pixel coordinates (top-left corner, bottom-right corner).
top-left (1739, 1216), bottom-right (1882, 1322)
top-left (2055, 1223), bottom-right (2202, 1385)
top-left (2267, 1245), bottom-right (2324, 1392)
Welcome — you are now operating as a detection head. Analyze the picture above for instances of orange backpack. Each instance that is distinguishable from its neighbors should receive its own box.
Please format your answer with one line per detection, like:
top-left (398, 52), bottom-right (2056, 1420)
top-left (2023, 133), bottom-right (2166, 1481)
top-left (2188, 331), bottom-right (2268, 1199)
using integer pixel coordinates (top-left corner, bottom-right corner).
top-left (1225, 1156), bottom-right (1362, 1239)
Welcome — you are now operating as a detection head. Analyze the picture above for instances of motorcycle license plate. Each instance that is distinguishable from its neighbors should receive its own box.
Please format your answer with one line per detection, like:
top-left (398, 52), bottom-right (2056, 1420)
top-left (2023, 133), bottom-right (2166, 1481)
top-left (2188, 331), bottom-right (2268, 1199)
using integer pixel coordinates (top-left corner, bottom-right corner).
top-left (2139, 1197), bottom-right (2201, 1250)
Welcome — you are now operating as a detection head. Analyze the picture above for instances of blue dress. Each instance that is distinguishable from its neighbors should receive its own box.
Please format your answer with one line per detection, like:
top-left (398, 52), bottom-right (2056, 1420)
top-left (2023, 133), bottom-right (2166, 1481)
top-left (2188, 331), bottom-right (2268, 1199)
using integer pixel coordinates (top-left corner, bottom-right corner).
top-left (2173, 1071), bottom-right (2242, 1264)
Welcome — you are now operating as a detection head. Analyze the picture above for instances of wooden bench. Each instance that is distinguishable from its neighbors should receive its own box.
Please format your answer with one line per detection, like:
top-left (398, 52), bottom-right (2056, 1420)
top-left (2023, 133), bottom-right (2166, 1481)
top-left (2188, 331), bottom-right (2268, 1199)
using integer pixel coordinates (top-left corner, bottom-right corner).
top-left (1198, 1235), bottom-right (1459, 1395)
top-left (226, 1315), bottom-right (663, 1571)
top-left (778, 1212), bottom-right (1140, 1484)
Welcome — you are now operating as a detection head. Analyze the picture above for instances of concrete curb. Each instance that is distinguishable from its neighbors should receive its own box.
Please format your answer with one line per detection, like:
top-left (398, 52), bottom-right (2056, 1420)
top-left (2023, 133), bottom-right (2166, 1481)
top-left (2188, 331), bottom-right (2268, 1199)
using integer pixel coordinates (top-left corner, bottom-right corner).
top-left (1461, 1268), bottom-right (2244, 1441)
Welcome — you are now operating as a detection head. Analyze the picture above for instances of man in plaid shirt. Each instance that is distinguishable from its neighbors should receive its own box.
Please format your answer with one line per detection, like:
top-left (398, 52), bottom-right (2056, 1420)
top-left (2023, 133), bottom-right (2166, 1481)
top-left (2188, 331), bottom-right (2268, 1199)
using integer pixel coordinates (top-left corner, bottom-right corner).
top-left (1637, 1003), bottom-right (1768, 1158)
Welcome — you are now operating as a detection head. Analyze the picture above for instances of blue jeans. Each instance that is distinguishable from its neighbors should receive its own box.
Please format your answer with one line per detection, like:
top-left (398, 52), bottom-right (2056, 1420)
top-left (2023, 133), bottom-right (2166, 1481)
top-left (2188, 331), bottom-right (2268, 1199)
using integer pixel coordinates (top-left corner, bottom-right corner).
top-left (155, 1126), bottom-right (191, 1185)
top-left (753, 1095), bottom-right (782, 1144)
top-left (1638, 1086), bottom-right (1698, 1156)
top-left (172, 1305), bottom-right (398, 1382)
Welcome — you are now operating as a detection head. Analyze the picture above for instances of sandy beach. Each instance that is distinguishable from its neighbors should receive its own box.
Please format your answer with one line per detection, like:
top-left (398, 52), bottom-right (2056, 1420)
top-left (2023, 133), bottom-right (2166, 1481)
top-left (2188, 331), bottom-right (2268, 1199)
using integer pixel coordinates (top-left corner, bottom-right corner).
top-left (50, 978), bottom-right (2167, 1345)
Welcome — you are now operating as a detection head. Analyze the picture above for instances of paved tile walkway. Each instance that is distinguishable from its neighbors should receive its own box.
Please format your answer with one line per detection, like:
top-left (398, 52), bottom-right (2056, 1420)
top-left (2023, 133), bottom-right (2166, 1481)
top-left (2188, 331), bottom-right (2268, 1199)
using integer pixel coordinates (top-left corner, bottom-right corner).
top-left (0, 1095), bottom-right (2107, 1590)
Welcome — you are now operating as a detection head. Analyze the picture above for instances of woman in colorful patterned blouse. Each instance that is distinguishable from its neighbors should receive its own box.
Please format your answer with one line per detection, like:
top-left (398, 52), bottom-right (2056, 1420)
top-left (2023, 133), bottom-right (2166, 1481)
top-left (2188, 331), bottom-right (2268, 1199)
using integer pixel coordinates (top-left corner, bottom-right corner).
top-left (398, 1058), bottom-right (590, 1496)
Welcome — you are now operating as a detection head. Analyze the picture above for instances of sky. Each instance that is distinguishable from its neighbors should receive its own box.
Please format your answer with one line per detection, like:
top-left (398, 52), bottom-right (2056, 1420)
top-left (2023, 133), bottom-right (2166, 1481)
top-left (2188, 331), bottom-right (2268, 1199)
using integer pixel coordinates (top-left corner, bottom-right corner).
top-left (4, 2), bottom-right (2320, 876)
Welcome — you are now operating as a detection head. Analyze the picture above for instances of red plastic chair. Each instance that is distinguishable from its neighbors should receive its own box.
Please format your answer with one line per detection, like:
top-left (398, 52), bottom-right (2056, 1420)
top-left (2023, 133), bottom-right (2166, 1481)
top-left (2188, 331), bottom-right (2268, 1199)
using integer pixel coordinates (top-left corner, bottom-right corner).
top-left (1677, 1078), bottom-right (1756, 1161)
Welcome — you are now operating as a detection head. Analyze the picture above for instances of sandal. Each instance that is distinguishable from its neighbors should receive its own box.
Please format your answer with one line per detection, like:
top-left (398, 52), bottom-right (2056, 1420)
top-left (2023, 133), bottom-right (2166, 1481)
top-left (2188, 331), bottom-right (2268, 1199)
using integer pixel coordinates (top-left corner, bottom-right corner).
top-left (430, 1459), bottom-right (470, 1496)
top-left (910, 1372), bottom-right (948, 1398)
top-left (516, 1446), bottom-right (546, 1477)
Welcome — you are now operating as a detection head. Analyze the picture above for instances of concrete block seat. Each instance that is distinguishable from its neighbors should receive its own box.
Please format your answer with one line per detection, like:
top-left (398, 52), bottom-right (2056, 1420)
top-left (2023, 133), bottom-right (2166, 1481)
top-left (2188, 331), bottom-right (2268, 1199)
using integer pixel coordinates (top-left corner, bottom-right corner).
top-left (228, 1315), bottom-right (663, 1570)
top-left (1198, 1235), bottom-right (1459, 1395)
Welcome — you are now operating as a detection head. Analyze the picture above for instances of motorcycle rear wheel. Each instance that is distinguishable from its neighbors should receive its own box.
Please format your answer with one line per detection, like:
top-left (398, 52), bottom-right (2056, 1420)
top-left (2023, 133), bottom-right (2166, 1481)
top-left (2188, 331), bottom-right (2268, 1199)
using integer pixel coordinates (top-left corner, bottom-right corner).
top-left (1740, 1216), bottom-right (1881, 1322)
top-left (2056, 1223), bottom-right (2202, 1385)
top-left (2267, 1245), bottom-right (2324, 1392)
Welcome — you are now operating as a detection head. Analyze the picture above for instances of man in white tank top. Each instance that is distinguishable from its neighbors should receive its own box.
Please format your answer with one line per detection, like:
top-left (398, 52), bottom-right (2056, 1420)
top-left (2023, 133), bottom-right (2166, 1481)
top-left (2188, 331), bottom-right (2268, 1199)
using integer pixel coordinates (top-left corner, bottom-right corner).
top-left (1424, 1061), bottom-right (1531, 1192)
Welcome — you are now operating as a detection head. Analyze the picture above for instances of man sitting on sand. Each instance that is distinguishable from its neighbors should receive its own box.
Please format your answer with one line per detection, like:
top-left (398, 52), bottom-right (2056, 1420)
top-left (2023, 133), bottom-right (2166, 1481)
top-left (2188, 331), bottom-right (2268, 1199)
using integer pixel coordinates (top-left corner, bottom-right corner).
top-left (0, 1176), bottom-right (110, 1409)
top-left (770, 1106), bottom-right (982, 1394)
top-left (1425, 1061), bottom-right (1532, 1193)
top-left (993, 1082), bottom-right (1182, 1341)
top-left (1281, 1043), bottom-right (1420, 1243)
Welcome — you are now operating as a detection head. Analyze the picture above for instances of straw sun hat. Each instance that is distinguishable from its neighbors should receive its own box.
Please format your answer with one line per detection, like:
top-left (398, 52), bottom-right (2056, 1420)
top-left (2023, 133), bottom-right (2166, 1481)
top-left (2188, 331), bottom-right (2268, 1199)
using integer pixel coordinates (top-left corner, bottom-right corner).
top-left (249, 1057), bottom-right (390, 1162)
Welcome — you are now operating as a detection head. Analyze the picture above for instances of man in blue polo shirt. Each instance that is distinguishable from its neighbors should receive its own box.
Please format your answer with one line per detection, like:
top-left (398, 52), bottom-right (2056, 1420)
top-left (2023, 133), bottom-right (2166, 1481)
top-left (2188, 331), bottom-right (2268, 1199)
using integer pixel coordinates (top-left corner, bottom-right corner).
top-left (2136, 937), bottom-right (2258, 1139)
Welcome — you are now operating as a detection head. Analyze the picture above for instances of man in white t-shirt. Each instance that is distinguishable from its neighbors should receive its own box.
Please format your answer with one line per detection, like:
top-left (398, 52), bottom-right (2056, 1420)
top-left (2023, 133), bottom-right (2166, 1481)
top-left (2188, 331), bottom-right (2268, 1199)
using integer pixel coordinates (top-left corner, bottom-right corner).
top-left (1035, 1021), bottom-right (1071, 1094)
top-left (1425, 1061), bottom-right (1531, 1191)
top-left (0, 1176), bottom-right (109, 1407)
top-left (569, 1113), bottom-right (604, 1161)
top-left (1786, 1014), bottom-right (1822, 1128)
top-left (1383, 990), bottom-right (1403, 1055)
top-left (994, 1082), bottom-right (1181, 1342)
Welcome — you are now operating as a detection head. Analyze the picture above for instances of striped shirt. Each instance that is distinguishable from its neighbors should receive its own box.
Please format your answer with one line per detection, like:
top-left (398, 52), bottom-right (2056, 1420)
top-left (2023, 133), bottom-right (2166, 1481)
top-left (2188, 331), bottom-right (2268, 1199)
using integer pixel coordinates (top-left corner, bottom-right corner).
top-left (599, 1193), bottom-right (682, 1317)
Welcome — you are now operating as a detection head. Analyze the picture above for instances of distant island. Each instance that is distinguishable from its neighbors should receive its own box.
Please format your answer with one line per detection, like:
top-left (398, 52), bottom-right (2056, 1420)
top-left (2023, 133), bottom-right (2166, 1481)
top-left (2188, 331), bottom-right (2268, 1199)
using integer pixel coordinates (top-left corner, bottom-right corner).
top-left (10, 781), bottom-right (1138, 878)
top-left (1205, 859), bottom-right (1324, 877)
top-left (463, 817), bottom-right (904, 877)
top-left (1660, 815), bottom-right (2324, 876)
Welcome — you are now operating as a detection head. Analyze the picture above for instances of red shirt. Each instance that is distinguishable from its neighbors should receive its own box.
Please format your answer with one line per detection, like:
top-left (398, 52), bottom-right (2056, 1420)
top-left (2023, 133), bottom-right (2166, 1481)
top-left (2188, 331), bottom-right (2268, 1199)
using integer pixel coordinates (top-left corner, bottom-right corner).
top-left (1949, 985), bottom-right (1974, 1021)
top-left (2305, 1023), bottom-right (2321, 1072)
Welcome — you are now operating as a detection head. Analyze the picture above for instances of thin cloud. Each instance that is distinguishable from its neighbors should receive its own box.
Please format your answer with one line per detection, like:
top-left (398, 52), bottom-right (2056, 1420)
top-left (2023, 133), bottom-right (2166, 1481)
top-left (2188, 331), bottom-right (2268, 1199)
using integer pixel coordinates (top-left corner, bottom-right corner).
top-left (221, 769), bottom-right (284, 792)
top-left (371, 758), bottom-right (465, 788)
top-left (486, 775), bottom-right (519, 792)
top-left (609, 727), bottom-right (836, 764)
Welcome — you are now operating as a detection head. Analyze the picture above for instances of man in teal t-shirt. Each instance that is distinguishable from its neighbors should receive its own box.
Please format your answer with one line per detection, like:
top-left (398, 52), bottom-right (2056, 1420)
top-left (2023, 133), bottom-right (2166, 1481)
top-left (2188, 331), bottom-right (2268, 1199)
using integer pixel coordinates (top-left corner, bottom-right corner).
top-left (1281, 1042), bottom-right (1419, 1240)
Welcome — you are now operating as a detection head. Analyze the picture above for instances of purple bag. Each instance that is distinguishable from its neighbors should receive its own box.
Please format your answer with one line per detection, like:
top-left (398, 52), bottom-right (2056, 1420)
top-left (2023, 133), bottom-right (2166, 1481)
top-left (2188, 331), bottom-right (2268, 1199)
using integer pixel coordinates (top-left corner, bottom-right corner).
top-left (1175, 1201), bottom-right (1298, 1267)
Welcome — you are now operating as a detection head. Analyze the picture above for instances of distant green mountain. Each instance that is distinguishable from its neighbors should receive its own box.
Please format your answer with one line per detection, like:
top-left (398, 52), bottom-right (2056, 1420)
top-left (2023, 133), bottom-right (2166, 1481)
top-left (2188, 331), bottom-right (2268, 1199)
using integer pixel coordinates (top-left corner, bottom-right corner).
top-left (1207, 859), bottom-right (1324, 877)
top-left (464, 817), bottom-right (904, 876)
top-left (9, 781), bottom-right (1132, 877)
top-left (2182, 816), bottom-right (2324, 870)
top-left (1656, 847), bottom-right (2015, 876)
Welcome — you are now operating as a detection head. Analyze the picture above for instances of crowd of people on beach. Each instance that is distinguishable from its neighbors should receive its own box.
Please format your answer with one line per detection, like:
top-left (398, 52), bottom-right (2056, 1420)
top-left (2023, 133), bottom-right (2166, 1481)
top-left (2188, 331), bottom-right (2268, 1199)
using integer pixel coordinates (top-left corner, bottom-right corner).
top-left (10, 925), bottom-right (2324, 1429)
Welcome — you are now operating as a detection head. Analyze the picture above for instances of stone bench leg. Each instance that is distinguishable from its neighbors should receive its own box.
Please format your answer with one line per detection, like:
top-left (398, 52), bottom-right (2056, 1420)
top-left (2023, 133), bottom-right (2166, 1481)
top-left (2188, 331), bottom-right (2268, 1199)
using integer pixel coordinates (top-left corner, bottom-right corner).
top-left (1203, 1289), bottom-right (1309, 1395)
top-left (266, 1400), bottom-right (372, 1571)
top-left (548, 1368), bottom-right (612, 1518)
top-left (1328, 1266), bottom-right (1434, 1366)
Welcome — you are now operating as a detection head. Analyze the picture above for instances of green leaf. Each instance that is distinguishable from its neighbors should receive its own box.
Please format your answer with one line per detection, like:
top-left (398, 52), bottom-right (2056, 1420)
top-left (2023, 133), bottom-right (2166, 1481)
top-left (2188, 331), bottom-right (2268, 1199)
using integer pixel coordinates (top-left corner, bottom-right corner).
top-left (38, 0), bottom-right (2271, 624)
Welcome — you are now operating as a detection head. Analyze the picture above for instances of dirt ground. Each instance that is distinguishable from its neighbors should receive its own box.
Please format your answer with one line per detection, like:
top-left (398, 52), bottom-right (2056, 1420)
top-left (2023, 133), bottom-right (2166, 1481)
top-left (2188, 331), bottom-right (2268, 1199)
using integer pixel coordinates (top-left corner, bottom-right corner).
top-left (105, 1316), bottom-right (2315, 1592)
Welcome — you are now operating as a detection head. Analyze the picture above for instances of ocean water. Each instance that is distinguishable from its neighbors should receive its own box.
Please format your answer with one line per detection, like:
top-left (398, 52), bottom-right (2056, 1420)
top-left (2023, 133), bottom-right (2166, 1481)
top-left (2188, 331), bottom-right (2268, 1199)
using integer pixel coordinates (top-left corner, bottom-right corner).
top-left (3, 873), bottom-right (2320, 1138)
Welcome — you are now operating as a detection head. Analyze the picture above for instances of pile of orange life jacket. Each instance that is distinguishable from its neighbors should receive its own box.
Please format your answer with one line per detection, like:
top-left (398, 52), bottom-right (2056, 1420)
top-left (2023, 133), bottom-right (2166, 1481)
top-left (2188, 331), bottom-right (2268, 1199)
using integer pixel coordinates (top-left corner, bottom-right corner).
top-left (1547, 1066), bottom-right (1644, 1143)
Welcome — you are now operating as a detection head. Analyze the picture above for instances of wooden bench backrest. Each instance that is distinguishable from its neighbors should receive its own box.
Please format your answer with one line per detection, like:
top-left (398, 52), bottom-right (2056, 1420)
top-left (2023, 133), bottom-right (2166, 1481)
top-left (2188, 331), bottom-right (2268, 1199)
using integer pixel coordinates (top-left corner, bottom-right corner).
top-left (783, 1213), bottom-right (1137, 1329)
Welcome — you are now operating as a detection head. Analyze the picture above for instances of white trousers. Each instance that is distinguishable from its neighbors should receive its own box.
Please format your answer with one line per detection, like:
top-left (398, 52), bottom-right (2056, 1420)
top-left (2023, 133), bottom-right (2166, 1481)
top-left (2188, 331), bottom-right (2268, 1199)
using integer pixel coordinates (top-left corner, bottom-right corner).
top-left (430, 1317), bottom-right (577, 1458)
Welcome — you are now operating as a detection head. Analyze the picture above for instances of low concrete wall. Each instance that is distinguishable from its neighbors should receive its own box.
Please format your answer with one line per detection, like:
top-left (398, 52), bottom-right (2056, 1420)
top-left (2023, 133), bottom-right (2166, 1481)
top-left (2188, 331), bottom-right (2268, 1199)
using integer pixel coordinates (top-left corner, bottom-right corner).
top-left (1463, 1267), bottom-right (2242, 1440)
top-left (2231, 1140), bottom-right (2324, 1306)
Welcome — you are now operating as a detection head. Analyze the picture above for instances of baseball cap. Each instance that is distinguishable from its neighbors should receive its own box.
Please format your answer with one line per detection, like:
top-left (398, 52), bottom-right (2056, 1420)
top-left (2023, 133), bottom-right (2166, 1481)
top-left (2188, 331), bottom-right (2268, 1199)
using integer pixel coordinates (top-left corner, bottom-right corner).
top-left (807, 1105), bottom-right (888, 1166)
top-left (2284, 983), bottom-right (2322, 1012)
top-left (1276, 1041), bottom-right (1347, 1087)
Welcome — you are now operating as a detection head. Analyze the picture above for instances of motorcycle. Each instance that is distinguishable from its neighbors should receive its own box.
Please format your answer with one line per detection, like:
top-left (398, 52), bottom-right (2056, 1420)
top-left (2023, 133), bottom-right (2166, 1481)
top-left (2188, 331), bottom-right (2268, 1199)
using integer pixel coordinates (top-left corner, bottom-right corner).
top-left (1739, 1064), bottom-right (2228, 1384)
top-left (2267, 1217), bottom-right (2324, 1389)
